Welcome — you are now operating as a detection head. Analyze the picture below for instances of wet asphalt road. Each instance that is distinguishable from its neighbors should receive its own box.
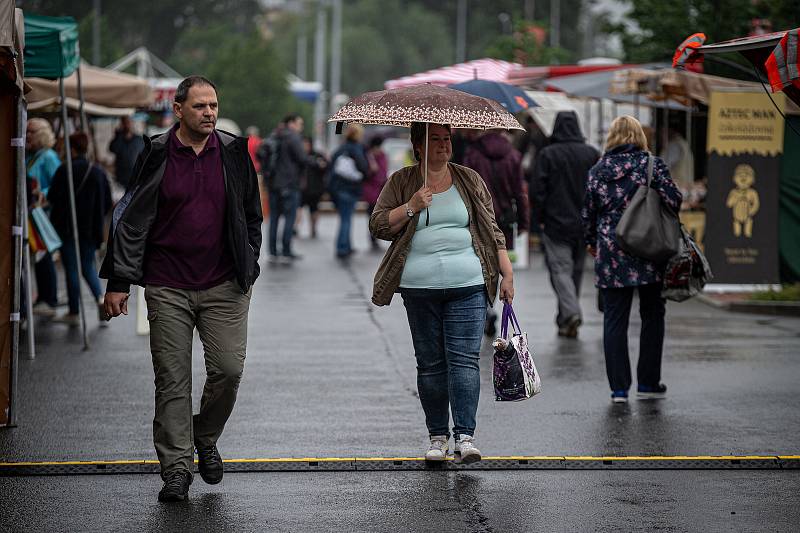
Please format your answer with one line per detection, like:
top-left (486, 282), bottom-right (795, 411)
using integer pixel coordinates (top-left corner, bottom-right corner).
top-left (1, 213), bottom-right (799, 532)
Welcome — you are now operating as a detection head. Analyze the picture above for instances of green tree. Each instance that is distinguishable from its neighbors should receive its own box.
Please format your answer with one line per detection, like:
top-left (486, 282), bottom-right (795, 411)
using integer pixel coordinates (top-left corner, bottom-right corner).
top-left (485, 19), bottom-right (573, 65)
top-left (607, 0), bottom-right (800, 64)
top-left (170, 23), bottom-right (310, 134)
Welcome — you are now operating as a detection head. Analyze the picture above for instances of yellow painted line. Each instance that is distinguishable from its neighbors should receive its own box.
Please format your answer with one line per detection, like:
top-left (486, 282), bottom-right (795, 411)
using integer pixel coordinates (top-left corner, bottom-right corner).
top-left (1, 455), bottom-right (796, 467)
top-left (563, 456), bottom-right (780, 461)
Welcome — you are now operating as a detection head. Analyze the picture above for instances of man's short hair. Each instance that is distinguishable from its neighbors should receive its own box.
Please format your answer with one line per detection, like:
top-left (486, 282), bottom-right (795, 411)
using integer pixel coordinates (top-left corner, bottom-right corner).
top-left (69, 131), bottom-right (90, 156)
top-left (174, 76), bottom-right (218, 104)
top-left (283, 113), bottom-right (302, 125)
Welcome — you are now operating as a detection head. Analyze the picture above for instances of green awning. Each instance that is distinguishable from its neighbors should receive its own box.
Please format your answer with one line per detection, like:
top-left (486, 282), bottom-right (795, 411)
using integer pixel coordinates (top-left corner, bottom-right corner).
top-left (23, 13), bottom-right (78, 79)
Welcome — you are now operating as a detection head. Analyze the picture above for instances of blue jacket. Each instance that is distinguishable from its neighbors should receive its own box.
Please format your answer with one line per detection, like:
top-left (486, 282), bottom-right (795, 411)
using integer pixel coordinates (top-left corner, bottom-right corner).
top-left (581, 145), bottom-right (682, 288)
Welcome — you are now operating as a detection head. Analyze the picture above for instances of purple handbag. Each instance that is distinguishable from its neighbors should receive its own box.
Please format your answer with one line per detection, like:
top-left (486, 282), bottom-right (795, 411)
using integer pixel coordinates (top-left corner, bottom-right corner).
top-left (492, 303), bottom-right (542, 402)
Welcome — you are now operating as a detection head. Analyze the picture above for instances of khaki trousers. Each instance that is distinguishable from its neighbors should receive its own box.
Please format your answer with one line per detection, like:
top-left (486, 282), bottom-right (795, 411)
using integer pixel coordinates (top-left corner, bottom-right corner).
top-left (145, 280), bottom-right (251, 477)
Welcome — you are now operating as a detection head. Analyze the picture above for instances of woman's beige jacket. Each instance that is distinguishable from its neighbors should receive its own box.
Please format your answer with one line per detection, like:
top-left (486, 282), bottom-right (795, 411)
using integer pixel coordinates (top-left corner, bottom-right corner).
top-left (369, 162), bottom-right (506, 306)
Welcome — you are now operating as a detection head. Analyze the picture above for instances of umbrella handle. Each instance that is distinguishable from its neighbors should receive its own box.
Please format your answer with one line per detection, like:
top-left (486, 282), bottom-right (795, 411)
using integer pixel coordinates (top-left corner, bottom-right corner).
top-left (424, 122), bottom-right (429, 226)
top-left (424, 122), bottom-right (428, 187)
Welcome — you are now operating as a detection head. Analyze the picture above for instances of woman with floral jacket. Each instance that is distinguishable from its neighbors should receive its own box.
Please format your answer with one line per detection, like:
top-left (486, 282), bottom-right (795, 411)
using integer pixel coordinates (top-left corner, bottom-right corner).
top-left (582, 116), bottom-right (682, 403)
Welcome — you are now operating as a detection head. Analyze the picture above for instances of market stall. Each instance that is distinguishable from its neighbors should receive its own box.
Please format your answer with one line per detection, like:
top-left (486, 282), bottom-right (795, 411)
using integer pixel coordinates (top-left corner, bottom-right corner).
top-left (0, 2), bottom-right (26, 427)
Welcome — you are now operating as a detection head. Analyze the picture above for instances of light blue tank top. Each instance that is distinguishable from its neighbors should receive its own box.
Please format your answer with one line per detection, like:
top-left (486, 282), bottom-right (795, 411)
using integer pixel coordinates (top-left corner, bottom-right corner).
top-left (400, 185), bottom-right (485, 289)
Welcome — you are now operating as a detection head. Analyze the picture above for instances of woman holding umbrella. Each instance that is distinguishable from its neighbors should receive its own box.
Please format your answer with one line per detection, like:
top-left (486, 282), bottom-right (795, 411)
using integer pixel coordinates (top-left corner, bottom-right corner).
top-left (369, 122), bottom-right (514, 464)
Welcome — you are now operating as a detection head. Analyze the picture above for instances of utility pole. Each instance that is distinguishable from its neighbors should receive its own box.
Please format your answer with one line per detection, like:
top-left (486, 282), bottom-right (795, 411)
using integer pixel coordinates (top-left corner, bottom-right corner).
top-left (549, 0), bottom-right (560, 49)
top-left (524, 0), bottom-right (535, 21)
top-left (314, 0), bottom-right (327, 150)
top-left (92, 0), bottom-right (101, 65)
top-left (297, 14), bottom-right (308, 80)
top-left (328, 0), bottom-right (342, 153)
top-left (456, 0), bottom-right (467, 63)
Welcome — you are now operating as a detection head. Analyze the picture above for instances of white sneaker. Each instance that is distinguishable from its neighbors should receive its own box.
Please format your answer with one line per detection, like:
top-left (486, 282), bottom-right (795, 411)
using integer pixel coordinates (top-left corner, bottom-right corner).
top-left (424, 435), bottom-right (449, 461)
top-left (454, 435), bottom-right (482, 464)
top-left (52, 313), bottom-right (80, 326)
top-left (32, 302), bottom-right (56, 318)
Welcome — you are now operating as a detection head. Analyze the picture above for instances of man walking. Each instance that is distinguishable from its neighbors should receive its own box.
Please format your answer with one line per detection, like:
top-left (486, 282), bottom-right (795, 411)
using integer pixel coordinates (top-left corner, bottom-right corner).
top-left (531, 111), bottom-right (599, 338)
top-left (101, 76), bottom-right (262, 502)
top-left (265, 113), bottom-right (311, 263)
top-left (109, 116), bottom-right (145, 189)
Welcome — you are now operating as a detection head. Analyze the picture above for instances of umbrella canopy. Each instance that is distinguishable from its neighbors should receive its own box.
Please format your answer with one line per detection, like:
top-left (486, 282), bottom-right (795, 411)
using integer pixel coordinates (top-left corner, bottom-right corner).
top-left (449, 79), bottom-right (538, 113)
top-left (23, 13), bottom-right (78, 79)
top-left (26, 61), bottom-right (153, 108)
top-left (329, 84), bottom-right (524, 131)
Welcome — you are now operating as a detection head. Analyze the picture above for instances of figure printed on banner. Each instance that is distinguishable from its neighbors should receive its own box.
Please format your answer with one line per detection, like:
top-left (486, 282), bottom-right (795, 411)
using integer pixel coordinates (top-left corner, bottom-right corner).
top-left (726, 163), bottom-right (760, 238)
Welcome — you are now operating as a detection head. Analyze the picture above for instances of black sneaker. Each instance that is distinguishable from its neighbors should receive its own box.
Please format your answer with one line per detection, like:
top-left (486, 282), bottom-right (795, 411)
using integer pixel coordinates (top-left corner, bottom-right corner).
top-left (196, 443), bottom-right (224, 484)
top-left (637, 383), bottom-right (667, 399)
top-left (158, 470), bottom-right (192, 502)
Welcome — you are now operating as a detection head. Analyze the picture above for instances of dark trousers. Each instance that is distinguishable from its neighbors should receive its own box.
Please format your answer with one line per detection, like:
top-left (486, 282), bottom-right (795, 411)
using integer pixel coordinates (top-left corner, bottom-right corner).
top-left (600, 283), bottom-right (666, 392)
top-left (34, 252), bottom-right (58, 307)
top-left (268, 189), bottom-right (300, 257)
top-left (61, 239), bottom-right (103, 314)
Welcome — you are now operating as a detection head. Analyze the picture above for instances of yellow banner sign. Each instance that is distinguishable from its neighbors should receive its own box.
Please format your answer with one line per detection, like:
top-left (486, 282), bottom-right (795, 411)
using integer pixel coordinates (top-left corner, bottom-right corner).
top-left (707, 91), bottom-right (785, 156)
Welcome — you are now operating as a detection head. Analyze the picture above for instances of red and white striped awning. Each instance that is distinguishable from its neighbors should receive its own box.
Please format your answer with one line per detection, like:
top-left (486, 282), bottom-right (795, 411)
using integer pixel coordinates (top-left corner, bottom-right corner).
top-left (384, 58), bottom-right (522, 90)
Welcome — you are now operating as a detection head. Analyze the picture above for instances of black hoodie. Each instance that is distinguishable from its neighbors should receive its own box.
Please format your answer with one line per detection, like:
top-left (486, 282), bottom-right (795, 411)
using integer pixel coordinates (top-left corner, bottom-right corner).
top-left (530, 111), bottom-right (599, 242)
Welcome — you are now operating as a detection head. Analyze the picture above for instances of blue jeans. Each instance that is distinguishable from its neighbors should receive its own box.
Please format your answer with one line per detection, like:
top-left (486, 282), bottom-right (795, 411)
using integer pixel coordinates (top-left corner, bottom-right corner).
top-left (600, 283), bottom-right (666, 391)
top-left (60, 239), bottom-right (103, 315)
top-left (333, 188), bottom-right (358, 256)
top-left (268, 189), bottom-right (300, 256)
top-left (400, 285), bottom-right (486, 439)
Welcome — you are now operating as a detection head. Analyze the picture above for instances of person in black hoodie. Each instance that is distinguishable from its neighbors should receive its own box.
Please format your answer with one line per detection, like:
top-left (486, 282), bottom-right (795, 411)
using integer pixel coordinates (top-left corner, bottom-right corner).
top-left (531, 111), bottom-right (599, 338)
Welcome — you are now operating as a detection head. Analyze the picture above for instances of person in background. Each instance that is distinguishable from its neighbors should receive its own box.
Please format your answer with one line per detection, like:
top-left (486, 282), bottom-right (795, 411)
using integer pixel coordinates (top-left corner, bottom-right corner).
top-left (463, 129), bottom-right (529, 250)
top-left (109, 116), bottom-right (145, 189)
top-left (25, 118), bottom-right (61, 317)
top-left (245, 125), bottom-right (262, 175)
top-left (660, 126), bottom-right (694, 197)
top-left (267, 113), bottom-right (312, 263)
top-left (48, 131), bottom-right (112, 326)
top-left (582, 115), bottom-right (682, 403)
top-left (531, 111), bottom-right (599, 338)
top-left (463, 128), bottom-right (528, 337)
top-left (369, 122), bottom-right (514, 464)
top-left (363, 136), bottom-right (388, 251)
top-left (299, 135), bottom-right (328, 239)
top-left (329, 124), bottom-right (369, 259)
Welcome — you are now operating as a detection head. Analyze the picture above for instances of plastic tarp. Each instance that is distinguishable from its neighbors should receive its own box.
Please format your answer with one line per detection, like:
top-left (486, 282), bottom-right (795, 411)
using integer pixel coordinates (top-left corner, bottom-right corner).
top-left (26, 61), bottom-right (153, 108)
top-left (23, 13), bottom-right (78, 79)
top-left (385, 58), bottom-right (521, 90)
top-left (545, 64), bottom-right (689, 110)
top-left (0, 4), bottom-right (25, 93)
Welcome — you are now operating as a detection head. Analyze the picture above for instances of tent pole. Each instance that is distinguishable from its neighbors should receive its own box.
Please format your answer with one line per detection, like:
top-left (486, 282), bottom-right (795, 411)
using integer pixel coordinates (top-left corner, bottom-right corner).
top-left (9, 96), bottom-right (27, 424)
top-left (17, 101), bottom-right (35, 362)
top-left (59, 77), bottom-right (89, 350)
top-left (76, 64), bottom-right (88, 132)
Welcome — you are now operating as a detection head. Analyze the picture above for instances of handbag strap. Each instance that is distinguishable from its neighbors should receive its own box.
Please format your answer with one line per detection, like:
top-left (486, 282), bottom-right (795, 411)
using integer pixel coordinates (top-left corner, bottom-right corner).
top-left (645, 153), bottom-right (654, 186)
top-left (500, 302), bottom-right (522, 338)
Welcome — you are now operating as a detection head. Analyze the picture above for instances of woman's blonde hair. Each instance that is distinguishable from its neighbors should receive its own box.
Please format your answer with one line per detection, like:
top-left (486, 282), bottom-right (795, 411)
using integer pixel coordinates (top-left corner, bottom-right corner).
top-left (27, 118), bottom-right (56, 151)
top-left (605, 115), bottom-right (648, 152)
top-left (344, 123), bottom-right (364, 142)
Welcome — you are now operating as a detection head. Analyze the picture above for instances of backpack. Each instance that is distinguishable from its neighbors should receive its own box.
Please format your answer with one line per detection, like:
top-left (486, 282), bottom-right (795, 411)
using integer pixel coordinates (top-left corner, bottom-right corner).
top-left (258, 135), bottom-right (282, 181)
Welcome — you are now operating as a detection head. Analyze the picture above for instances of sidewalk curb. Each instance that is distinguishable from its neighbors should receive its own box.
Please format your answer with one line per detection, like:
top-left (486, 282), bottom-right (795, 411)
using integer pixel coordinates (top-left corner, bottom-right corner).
top-left (697, 294), bottom-right (800, 317)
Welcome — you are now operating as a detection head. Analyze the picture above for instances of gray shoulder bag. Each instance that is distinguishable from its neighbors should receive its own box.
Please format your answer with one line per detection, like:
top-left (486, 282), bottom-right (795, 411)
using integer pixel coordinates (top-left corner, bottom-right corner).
top-left (615, 154), bottom-right (681, 263)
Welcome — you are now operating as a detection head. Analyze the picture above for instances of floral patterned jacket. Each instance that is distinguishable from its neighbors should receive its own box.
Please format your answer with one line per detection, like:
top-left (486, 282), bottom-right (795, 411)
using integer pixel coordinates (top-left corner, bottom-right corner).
top-left (581, 144), bottom-right (683, 288)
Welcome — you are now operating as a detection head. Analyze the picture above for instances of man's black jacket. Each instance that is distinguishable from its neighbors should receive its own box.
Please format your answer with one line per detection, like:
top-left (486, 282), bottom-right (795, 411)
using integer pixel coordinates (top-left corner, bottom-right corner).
top-left (99, 129), bottom-right (263, 294)
top-left (530, 111), bottom-right (600, 243)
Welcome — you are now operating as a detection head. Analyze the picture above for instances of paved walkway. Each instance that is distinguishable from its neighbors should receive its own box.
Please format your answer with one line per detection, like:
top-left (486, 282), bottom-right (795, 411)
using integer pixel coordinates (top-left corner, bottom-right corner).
top-left (2, 213), bottom-right (799, 532)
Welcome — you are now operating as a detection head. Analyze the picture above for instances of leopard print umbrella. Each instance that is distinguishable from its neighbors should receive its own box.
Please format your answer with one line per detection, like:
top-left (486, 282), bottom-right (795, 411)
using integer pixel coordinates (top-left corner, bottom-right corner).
top-left (328, 83), bottom-right (524, 130)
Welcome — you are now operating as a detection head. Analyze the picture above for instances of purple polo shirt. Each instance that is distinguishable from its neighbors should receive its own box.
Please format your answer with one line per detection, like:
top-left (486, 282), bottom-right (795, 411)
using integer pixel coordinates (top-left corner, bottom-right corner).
top-left (143, 125), bottom-right (234, 290)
